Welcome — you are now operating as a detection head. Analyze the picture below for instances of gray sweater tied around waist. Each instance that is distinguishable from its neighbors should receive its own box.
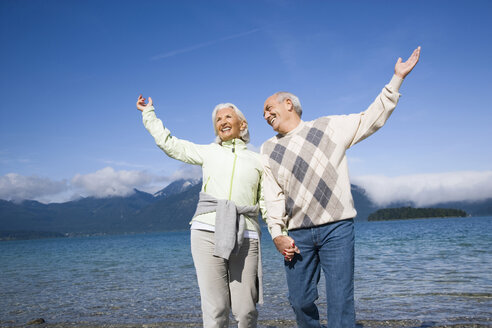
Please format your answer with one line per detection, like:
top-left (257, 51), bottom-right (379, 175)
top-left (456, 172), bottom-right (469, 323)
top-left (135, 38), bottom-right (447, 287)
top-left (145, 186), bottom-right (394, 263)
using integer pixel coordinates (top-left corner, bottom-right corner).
top-left (192, 191), bottom-right (264, 304)
top-left (193, 192), bottom-right (259, 259)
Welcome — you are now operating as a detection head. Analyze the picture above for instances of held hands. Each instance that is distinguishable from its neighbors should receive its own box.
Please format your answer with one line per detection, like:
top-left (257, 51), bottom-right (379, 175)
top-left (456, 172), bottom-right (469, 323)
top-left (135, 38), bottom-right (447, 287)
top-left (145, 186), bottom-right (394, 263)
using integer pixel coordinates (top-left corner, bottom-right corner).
top-left (395, 46), bottom-right (421, 79)
top-left (136, 94), bottom-right (153, 112)
top-left (273, 235), bottom-right (300, 261)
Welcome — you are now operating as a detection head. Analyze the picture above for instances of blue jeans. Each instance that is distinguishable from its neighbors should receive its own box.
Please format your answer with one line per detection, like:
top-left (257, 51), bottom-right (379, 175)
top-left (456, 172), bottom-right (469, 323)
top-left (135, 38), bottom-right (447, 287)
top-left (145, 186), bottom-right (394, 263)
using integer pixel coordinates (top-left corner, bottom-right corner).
top-left (285, 219), bottom-right (355, 328)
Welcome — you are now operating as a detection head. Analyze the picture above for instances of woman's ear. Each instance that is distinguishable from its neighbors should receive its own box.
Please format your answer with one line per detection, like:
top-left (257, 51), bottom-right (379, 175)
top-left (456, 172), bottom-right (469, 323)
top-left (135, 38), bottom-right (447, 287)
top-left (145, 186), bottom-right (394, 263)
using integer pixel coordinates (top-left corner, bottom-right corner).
top-left (240, 120), bottom-right (247, 131)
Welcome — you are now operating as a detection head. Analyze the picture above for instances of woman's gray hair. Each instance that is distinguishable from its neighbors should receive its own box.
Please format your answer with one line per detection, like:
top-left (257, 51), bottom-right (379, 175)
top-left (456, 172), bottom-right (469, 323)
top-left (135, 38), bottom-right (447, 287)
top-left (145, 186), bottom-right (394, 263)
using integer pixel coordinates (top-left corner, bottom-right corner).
top-left (275, 92), bottom-right (302, 118)
top-left (211, 103), bottom-right (250, 144)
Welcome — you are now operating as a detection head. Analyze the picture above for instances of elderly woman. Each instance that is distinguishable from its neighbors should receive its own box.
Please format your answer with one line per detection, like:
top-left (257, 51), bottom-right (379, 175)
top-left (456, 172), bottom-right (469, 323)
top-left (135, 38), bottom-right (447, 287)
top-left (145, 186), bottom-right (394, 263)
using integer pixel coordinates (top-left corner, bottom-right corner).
top-left (136, 95), bottom-right (266, 328)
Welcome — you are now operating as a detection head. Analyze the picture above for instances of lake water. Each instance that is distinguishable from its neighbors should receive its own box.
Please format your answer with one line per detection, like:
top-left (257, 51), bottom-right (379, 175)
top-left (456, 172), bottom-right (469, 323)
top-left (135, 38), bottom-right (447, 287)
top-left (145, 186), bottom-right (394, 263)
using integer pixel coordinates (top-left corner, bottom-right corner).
top-left (0, 217), bottom-right (491, 327)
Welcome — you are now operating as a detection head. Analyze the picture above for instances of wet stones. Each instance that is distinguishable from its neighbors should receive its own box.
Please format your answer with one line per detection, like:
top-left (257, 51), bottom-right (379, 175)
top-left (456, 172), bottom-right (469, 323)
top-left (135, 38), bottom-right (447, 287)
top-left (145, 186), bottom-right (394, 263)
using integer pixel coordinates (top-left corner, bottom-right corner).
top-left (27, 318), bottom-right (45, 325)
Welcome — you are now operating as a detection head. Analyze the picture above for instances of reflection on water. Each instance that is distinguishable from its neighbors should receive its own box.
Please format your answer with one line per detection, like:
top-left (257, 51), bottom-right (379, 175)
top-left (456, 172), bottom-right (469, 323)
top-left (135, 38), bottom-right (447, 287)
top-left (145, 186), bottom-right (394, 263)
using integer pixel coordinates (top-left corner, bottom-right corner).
top-left (0, 217), bottom-right (491, 326)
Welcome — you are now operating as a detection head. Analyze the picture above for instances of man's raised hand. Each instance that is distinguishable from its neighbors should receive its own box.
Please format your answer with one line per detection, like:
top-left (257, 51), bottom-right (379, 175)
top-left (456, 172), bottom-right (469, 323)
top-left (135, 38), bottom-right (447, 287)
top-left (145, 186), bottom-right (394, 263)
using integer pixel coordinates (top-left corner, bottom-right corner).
top-left (395, 46), bottom-right (421, 79)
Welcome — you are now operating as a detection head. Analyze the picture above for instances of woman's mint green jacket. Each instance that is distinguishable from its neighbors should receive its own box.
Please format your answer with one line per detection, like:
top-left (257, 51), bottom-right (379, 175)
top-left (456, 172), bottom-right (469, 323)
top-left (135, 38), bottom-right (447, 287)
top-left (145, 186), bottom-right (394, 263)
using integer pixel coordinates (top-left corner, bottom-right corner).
top-left (142, 106), bottom-right (266, 231)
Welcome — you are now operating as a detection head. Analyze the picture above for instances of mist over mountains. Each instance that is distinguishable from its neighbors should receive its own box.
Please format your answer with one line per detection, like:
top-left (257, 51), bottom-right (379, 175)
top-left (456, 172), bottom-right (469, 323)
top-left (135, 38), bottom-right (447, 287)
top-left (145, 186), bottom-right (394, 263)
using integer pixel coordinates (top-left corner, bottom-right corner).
top-left (1, 179), bottom-right (491, 239)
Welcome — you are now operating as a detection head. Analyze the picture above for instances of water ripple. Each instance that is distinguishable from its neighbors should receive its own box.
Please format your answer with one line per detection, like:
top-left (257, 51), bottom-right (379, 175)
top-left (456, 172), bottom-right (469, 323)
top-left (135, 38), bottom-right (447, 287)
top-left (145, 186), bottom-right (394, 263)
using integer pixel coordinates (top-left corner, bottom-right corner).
top-left (1, 217), bottom-right (491, 326)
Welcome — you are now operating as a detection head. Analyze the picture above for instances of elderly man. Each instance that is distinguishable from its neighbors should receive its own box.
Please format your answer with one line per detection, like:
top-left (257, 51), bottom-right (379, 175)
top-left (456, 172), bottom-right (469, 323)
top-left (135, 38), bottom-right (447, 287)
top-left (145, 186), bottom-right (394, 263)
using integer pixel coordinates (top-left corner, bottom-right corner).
top-left (261, 47), bottom-right (421, 328)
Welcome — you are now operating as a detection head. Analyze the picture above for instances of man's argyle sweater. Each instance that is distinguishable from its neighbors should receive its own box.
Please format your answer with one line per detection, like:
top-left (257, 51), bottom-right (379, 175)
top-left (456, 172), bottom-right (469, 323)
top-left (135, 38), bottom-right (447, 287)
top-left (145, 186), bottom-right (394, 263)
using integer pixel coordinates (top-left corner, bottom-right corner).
top-left (261, 75), bottom-right (403, 239)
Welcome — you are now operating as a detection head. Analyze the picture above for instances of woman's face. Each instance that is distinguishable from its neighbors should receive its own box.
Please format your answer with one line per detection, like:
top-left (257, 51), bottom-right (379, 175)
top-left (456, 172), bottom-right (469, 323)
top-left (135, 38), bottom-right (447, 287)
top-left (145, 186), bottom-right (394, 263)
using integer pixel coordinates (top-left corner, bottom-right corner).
top-left (215, 107), bottom-right (246, 142)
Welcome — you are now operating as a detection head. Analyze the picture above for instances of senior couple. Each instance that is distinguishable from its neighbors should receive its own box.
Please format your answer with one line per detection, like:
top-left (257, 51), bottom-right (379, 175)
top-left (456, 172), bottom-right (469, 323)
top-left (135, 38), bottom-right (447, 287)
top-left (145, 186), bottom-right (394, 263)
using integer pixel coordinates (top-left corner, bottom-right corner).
top-left (136, 47), bottom-right (420, 328)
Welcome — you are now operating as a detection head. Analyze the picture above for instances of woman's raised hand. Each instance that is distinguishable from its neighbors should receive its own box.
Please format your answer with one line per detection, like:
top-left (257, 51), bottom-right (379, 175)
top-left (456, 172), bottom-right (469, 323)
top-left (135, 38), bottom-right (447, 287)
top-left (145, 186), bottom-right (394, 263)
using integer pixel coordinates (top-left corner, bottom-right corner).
top-left (136, 94), bottom-right (153, 112)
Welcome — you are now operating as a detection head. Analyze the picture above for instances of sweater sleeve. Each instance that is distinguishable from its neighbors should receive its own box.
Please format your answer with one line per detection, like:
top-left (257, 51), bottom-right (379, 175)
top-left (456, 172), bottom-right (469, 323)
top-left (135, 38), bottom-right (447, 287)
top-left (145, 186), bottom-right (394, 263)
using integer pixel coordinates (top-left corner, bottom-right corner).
top-left (257, 171), bottom-right (268, 225)
top-left (338, 75), bottom-right (403, 148)
top-left (260, 147), bottom-right (288, 239)
top-left (142, 106), bottom-right (205, 165)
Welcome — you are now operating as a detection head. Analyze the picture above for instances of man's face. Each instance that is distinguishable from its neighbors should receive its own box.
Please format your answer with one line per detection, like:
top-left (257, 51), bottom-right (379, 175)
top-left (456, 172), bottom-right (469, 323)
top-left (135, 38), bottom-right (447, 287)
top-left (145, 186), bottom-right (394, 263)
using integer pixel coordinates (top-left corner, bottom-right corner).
top-left (263, 95), bottom-right (292, 133)
top-left (215, 107), bottom-right (245, 142)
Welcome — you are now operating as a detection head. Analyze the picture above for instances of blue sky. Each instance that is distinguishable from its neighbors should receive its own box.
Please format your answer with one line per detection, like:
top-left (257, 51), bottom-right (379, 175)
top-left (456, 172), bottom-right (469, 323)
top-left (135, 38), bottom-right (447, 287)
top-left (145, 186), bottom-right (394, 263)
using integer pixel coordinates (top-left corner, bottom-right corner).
top-left (1, 0), bottom-right (491, 204)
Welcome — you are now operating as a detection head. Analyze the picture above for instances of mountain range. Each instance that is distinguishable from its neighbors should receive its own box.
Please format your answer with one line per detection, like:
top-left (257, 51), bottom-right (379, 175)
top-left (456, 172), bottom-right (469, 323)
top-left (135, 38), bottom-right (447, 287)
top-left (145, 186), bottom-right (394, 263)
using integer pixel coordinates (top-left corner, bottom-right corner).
top-left (1, 178), bottom-right (491, 239)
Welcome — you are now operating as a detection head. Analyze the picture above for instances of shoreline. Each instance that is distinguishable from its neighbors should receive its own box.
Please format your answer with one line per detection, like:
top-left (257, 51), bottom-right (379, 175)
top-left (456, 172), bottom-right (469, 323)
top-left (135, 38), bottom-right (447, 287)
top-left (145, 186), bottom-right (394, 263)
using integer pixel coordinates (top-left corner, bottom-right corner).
top-left (3, 319), bottom-right (491, 328)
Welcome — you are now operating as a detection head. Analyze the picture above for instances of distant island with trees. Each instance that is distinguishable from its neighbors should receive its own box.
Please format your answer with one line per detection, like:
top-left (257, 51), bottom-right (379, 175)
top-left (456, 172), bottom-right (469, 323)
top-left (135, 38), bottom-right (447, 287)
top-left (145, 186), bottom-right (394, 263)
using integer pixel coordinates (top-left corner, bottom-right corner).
top-left (368, 207), bottom-right (468, 221)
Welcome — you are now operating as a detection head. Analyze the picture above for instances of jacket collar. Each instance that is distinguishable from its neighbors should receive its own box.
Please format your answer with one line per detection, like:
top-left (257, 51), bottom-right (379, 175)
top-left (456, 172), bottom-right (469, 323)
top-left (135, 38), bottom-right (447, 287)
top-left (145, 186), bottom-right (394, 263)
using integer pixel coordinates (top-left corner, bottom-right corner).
top-left (221, 138), bottom-right (247, 151)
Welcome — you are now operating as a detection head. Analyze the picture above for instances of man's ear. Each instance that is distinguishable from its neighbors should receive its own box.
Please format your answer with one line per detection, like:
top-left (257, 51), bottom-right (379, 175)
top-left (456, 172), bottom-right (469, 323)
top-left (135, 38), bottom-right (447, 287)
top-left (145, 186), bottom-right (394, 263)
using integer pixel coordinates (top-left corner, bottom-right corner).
top-left (285, 98), bottom-right (294, 111)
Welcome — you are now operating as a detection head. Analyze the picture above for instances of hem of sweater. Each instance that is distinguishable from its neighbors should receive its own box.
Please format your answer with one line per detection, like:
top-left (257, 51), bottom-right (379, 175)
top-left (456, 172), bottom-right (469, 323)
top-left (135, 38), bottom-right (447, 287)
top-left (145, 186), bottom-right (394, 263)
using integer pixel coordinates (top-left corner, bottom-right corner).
top-left (288, 216), bottom-right (355, 232)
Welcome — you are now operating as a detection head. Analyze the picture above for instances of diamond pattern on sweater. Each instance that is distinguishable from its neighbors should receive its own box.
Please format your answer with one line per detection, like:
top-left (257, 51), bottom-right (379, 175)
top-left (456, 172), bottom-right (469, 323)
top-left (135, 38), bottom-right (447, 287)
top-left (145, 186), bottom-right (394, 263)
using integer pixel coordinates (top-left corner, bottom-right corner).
top-left (306, 127), bottom-right (324, 147)
top-left (314, 178), bottom-right (332, 208)
top-left (262, 118), bottom-right (345, 229)
top-left (292, 156), bottom-right (309, 183)
top-left (271, 144), bottom-right (286, 164)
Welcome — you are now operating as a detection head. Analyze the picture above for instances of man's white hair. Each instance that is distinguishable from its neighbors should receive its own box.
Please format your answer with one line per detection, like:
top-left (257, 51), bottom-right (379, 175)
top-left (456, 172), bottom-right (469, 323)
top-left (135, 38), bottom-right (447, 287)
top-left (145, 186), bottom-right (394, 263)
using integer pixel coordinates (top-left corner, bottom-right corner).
top-left (211, 103), bottom-right (250, 144)
top-left (275, 92), bottom-right (302, 118)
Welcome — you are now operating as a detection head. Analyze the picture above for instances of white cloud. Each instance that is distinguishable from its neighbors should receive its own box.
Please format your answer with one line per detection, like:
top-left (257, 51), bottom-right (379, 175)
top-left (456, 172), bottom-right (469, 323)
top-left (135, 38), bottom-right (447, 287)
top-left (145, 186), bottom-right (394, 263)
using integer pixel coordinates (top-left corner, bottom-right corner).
top-left (169, 164), bottom-right (202, 181)
top-left (0, 173), bottom-right (68, 202)
top-left (0, 165), bottom-right (204, 203)
top-left (352, 171), bottom-right (492, 206)
top-left (99, 159), bottom-right (151, 169)
top-left (127, 164), bottom-right (202, 196)
top-left (3, 167), bottom-right (492, 207)
top-left (71, 167), bottom-right (156, 198)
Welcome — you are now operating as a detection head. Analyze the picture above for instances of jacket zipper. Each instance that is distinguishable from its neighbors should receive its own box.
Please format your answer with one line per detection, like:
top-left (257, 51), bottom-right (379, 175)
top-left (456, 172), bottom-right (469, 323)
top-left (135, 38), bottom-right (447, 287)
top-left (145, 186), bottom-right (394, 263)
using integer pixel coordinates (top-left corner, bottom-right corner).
top-left (228, 139), bottom-right (237, 200)
top-left (203, 176), bottom-right (210, 192)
